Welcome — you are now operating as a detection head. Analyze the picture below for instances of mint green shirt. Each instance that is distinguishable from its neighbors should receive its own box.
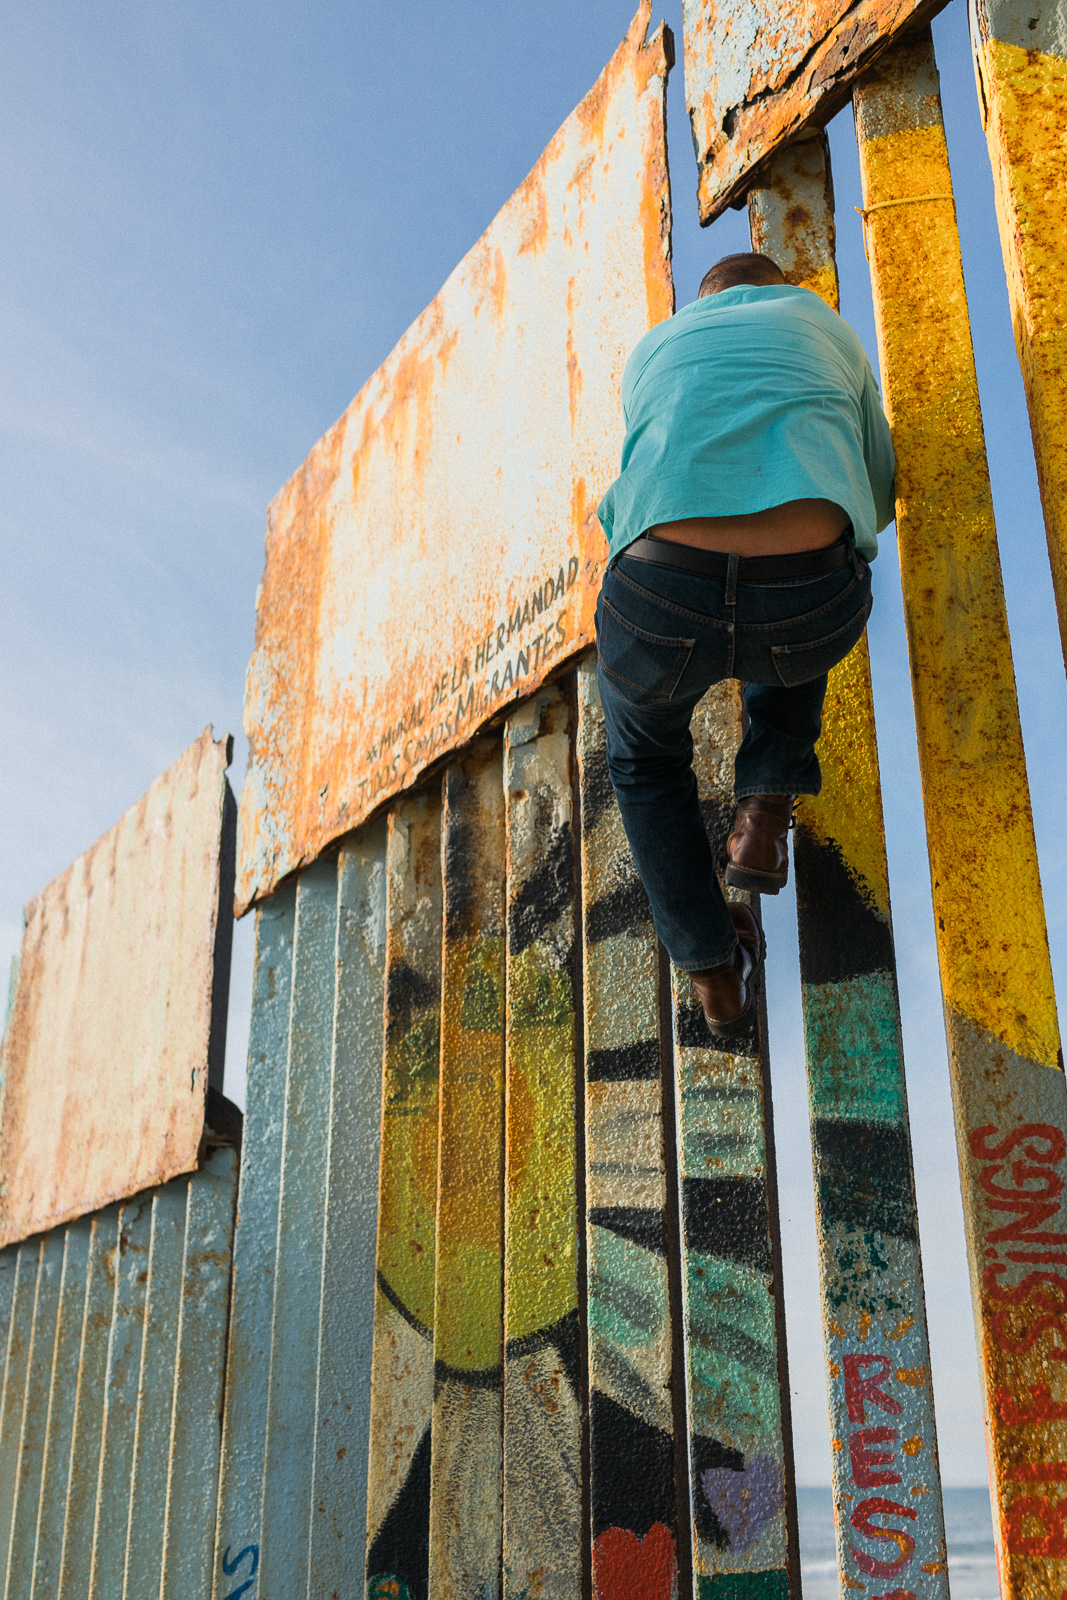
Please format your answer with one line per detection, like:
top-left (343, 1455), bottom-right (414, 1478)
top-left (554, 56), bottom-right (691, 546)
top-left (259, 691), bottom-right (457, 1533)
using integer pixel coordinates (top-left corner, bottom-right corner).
top-left (597, 284), bottom-right (895, 562)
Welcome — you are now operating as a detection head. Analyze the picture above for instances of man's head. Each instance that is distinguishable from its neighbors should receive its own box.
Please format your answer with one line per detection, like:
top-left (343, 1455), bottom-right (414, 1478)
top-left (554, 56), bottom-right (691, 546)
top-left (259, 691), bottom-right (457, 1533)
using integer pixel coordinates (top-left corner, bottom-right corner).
top-left (698, 252), bottom-right (785, 297)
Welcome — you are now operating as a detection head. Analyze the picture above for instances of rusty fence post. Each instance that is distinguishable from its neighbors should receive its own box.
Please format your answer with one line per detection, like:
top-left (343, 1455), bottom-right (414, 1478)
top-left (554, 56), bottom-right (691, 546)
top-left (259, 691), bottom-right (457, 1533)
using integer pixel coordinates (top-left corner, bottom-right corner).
top-left (428, 745), bottom-right (506, 1597)
top-left (855, 28), bottom-right (1067, 1596)
top-left (576, 654), bottom-right (683, 1599)
top-left (365, 794), bottom-right (443, 1600)
top-left (673, 684), bottom-right (800, 1599)
top-left (969, 0), bottom-right (1067, 673)
top-left (748, 132), bottom-right (950, 1595)
top-left (503, 685), bottom-right (582, 1598)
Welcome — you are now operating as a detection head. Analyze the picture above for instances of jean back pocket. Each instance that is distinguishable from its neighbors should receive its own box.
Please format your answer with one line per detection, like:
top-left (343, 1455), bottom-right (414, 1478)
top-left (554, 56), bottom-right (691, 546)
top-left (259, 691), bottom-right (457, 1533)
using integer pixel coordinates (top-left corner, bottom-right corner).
top-left (771, 595), bottom-right (872, 687)
top-left (597, 596), bottom-right (695, 705)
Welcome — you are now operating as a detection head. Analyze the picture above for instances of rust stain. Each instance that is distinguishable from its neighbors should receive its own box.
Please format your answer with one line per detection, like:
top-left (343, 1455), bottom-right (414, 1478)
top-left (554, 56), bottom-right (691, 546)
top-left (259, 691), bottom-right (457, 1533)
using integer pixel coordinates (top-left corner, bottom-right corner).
top-left (681, 0), bottom-right (948, 223)
top-left (0, 729), bottom-right (233, 1247)
top-left (237, 1), bottom-right (673, 913)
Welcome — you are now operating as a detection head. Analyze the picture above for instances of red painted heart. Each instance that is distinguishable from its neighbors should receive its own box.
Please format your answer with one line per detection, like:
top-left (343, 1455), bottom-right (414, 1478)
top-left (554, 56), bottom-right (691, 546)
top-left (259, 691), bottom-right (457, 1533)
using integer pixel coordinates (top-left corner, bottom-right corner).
top-left (592, 1522), bottom-right (677, 1600)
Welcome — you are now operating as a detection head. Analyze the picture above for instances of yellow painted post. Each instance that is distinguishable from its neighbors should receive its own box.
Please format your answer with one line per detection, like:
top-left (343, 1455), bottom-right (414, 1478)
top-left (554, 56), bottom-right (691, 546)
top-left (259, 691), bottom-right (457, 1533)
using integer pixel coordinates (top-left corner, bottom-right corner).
top-left (502, 685), bottom-right (582, 1598)
top-left (429, 741), bottom-right (506, 1598)
top-left (970, 0), bottom-right (1067, 670)
top-left (365, 793), bottom-right (443, 1600)
top-left (855, 30), bottom-right (1067, 1595)
top-left (749, 130), bottom-right (950, 1599)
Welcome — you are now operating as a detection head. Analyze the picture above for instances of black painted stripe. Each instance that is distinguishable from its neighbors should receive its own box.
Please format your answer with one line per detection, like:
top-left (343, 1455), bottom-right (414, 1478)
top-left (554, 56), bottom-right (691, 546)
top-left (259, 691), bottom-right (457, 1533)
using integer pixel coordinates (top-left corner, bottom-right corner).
top-left (813, 1118), bottom-right (918, 1241)
top-left (584, 876), bottom-right (652, 944)
top-left (579, 741), bottom-right (617, 835)
top-left (505, 1307), bottom-right (581, 1398)
top-left (690, 1432), bottom-right (744, 1549)
top-left (794, 824), bottom-right (895, 985)
top-left (377, 1270), bottom-right (432, 1342)
top-left (675, 1001), bottom-right (759, 1060)
top-left (590, 1388), bottom-right (676, 1540)
top-left (432, 1358), bottom-right (502, 1392)
top-left (586, 1038), bottom-right (660, 1082)
top-left (509, 822), bottom-right (575, 955)
top-left (366, 1420), bottom-right (431, 1600)
top-left (589, 1206), bottom-right (667, 1256)
top-left (682, 1176), bottom-right (772, 1273)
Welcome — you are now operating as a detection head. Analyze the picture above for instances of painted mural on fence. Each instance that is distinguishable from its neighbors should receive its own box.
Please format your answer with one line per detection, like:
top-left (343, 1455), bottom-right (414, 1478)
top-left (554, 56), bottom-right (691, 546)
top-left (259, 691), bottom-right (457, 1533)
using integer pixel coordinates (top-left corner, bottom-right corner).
top-left (235, 1), bottom-right (673, 914)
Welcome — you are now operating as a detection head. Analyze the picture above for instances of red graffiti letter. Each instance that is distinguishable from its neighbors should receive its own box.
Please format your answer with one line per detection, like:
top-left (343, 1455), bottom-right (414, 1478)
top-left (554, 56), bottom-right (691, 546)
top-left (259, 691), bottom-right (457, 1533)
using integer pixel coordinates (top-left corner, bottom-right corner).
top-left (849, 1428), bottom-right (901, 1488)
top-left (844, 1355), bottom-right (903, 1425)
top-left (850, 1497), bottom-right (917, 1578)
top-left (1005, 1494), bottom-right (1067, 1556)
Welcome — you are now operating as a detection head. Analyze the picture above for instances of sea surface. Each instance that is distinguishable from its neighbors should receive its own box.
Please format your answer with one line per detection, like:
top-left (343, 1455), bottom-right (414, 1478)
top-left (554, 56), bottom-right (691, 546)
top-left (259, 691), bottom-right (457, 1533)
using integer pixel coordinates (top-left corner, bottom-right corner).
top-left (797, 1485), bottom-right (998, 1599)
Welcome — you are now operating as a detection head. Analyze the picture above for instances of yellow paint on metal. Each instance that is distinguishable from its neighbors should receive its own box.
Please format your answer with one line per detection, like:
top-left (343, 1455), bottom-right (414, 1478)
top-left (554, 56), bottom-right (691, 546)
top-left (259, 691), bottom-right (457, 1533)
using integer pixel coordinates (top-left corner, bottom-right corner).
top-left (236, 3), bottom-right (673, 915)
top-left (434, 744), bottom-right (506, 1376)
top-left (855, 34), bottom-right (1060, 1073)
top-left (0, 729), bottom-right (233, 1248)
top-left (970, 10), bottom-right (1067, 671)
top-left (856, 31), bottom-right (1067, 1597)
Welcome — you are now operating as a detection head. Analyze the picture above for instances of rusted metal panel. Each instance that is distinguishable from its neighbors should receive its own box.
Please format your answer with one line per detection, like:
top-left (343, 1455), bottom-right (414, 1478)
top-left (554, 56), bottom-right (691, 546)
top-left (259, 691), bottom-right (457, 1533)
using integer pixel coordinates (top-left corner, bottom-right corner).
top-left (0, 729), bottom-right (234, 1246)
top-left (212, 884), bottom-right (296, 1600)
top-left (307, 822), bottom-right (388, 1598)
top-left (671, 683), bottom-right (799, 1599)
top-left (235, 2), bottom-right (673, 916)
top-left (681, 0), bottom-right (947, 222)
top-left (575, 655), bottom-right (680, 1600)
top-left (749, 133), bottom-right (950, 1597)
top-left (365, 794), bottom-right (442, 1600)
top-left (502, 686), bottom-right (581, 1597)
top-left (0, 1249), bottom-right (40, 1593)
top-left (969, 0), bottom-right (1067, 671)
top-left (258, 858), bottom-right (339, 1595)
top-left (855, 28), bottom-right (1067, 1595)
top-left (428, 744), bottom-right (505, 1598)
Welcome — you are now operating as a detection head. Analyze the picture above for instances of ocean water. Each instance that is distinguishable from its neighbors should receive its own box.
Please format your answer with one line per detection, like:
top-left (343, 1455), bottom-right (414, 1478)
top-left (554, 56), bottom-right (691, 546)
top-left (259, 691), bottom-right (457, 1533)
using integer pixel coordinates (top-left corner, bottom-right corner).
top-left (797, 1485), bottom-right (999, 1599)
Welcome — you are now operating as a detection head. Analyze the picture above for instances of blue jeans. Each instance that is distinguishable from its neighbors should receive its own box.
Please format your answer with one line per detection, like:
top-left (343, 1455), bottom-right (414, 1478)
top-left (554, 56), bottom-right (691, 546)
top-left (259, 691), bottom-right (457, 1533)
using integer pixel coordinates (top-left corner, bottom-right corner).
top-left (595, 544), bottom-right (872, 971)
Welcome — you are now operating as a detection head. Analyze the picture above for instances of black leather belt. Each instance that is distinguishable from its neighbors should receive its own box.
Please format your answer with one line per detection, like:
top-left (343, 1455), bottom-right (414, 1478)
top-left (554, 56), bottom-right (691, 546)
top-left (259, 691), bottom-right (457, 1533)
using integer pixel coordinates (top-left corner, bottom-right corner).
top-left (618, 530), bottom-right (853, 583)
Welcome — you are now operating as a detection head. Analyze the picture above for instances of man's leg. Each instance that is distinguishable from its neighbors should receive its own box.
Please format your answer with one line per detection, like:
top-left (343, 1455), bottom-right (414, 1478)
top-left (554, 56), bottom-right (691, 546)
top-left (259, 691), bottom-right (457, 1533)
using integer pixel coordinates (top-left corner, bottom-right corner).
top-left (597, 667), bottom-right (737, 972)
top-left (726, 675), bottom-right (827, 892)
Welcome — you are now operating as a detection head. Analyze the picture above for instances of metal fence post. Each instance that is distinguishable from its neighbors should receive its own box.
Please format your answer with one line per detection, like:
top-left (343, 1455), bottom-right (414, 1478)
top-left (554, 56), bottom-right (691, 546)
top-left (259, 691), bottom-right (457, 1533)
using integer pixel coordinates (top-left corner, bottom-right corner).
top-left (969, 0), bottom-right (1067, 672)
top-left (855, 28), bottom-right (1067, 1595)
top-left (748, 131), bottom-right (950, 1596)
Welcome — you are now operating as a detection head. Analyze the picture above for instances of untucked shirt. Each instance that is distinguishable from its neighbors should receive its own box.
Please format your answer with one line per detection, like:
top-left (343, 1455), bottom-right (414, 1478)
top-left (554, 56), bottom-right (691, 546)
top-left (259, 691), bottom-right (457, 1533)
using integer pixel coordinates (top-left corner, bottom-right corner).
top-left (597, 284), bottom-right (895, 562)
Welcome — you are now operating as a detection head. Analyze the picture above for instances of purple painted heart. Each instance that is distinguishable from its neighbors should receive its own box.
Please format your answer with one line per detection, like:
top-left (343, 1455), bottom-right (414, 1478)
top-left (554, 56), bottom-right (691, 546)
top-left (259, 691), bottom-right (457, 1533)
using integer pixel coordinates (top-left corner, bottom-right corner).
top-left (700, 1454), bottom-right (784, 1552)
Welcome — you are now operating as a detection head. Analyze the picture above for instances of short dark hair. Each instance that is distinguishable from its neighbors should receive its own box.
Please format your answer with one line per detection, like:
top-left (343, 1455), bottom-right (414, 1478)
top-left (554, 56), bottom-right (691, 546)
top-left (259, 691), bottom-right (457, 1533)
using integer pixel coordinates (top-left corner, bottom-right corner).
top-left (698, 252), bottom-right (785, 297)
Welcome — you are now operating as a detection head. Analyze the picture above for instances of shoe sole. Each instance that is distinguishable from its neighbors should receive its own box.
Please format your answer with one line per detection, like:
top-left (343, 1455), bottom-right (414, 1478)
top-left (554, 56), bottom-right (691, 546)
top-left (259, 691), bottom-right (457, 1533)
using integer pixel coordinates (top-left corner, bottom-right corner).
top-left (724, 862), bottom-right (787, 895)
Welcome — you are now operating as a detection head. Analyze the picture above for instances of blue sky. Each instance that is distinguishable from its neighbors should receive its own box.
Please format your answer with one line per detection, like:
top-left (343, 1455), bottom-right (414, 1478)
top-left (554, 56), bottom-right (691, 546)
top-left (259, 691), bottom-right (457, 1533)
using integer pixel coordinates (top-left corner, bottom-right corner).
top-left (3, 0), bottom-right (1064, 1489)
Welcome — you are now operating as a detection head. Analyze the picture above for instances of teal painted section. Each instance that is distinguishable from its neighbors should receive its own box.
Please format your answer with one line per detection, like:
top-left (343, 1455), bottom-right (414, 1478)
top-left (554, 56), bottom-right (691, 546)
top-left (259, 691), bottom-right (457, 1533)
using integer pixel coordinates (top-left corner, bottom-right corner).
top-left (213, 881), bottom-right (296, 1598)
top-left (684, 1255), bottom-right (782, 1432)
top-left (58, 1207), bottom-right (120, 1599)
top-left (696, 1569), bottom-right (789, 1598)
top-left (308, 822), bottom-right (387, 1598)
top-left (259, 855), bottom-right (339, 1594)
top-left (6, 1231), bottom-right (63, 1600)
top-left (124, 1179), bottom-right (188, 1600)
top-left (0, 1247), bottom-right (40, 1587)
top-left (162, 1145), bottom-right (238, 1598)
top-left (89, 1195), bottom-right (153, 1600)
top-left (802, 971), bottom-right (904, 1123)
top-left (31, 1217), bottom-right (92, 1600)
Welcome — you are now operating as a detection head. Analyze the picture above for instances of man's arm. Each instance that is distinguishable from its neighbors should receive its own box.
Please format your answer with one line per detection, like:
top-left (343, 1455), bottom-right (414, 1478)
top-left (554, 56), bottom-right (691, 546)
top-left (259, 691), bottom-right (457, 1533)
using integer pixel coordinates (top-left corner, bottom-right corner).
top-left (861, 362), bottom-right (896, 532)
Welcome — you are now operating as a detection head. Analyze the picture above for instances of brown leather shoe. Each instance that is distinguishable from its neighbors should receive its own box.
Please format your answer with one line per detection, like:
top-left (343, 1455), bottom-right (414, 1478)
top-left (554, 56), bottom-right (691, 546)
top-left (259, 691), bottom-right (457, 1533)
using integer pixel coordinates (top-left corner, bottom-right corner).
top-left (724, 795), bottom-right (795, 895)
top-left (688, 902), bottom-right (766, 1036)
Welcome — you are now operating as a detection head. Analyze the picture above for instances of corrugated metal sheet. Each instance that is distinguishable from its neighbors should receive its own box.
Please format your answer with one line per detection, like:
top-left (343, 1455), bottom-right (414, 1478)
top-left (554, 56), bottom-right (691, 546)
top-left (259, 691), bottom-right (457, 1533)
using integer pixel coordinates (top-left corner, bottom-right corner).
top-left (855, 27), bottom-right (1067, 1596)
top-left (970, 0), bottom-right (1067, 672)
top-left (681, 0), bottom-right (951, 222)
top-left (0, 729), bottom-right (234, 1247)
top-left (0, 1147), bottom-right (236, 1600)
top-left (235, 1), bottom-right (673, 915)
top-left (749, 129), bottom-right (950, 1598)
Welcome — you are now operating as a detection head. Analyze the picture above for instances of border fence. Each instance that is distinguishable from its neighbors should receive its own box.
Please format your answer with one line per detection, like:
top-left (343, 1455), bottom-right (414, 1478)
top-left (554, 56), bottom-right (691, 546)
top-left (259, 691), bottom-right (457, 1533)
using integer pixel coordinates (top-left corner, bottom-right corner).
top-left (2, 0), bottom-right (1067, 1596)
